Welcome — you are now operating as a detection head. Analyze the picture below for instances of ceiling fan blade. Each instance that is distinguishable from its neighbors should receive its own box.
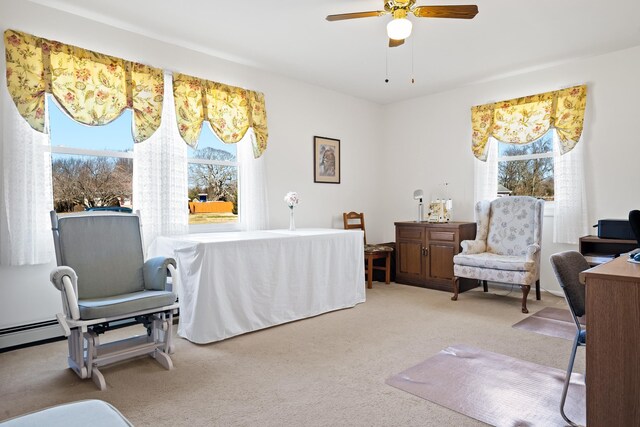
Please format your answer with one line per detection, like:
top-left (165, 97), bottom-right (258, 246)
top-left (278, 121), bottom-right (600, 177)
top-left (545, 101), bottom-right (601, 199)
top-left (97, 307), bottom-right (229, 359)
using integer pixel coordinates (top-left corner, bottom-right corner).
top-left (326, 11), bottom-right (386, 21)
top-left (389, 38), bottom-right (405, 48)
top-left (412, 5), bottom-right (479, 19)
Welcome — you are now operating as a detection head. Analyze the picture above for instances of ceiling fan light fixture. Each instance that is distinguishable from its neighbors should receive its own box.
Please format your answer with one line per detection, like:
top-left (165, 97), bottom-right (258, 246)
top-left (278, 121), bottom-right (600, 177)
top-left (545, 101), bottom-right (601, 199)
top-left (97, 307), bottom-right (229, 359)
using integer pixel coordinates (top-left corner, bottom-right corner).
top-left (326, 2), bottom-right (478, 44)
top-left (387, 17), bottom-right (412, 40)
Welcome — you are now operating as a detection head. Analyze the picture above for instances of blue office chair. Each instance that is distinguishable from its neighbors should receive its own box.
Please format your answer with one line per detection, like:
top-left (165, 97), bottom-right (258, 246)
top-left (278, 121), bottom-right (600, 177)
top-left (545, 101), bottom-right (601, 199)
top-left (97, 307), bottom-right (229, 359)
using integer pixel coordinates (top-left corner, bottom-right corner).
top-left (50, 211), bottom-right (179, 390)
top-left (549, 251), bottom-right (589, 427)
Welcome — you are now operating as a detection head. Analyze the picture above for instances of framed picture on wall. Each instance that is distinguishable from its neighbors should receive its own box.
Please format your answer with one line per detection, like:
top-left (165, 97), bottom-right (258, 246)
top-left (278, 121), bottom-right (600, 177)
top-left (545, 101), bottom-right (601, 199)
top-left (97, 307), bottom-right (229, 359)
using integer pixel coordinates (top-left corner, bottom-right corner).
top-left (313, 136), bottom-right (340, 184)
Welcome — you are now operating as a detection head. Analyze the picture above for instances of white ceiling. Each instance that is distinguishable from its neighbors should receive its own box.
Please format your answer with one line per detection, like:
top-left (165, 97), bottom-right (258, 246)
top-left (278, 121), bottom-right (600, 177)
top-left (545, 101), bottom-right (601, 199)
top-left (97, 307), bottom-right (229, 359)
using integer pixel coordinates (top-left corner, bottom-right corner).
top-left (28, 0), bottom-right (640, 104)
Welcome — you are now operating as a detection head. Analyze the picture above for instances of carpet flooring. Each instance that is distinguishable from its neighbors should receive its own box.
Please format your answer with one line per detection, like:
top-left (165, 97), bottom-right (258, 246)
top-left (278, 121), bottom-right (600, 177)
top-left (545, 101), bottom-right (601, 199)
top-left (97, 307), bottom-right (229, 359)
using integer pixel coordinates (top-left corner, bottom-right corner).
top-left (0, 284), bottom-right (582, 426)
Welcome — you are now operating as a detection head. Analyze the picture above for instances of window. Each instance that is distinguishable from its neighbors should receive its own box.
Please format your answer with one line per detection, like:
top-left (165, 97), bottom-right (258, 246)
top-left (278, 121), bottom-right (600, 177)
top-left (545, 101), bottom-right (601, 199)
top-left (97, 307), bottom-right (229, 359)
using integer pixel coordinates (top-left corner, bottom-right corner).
top-left (187, 125), bottom-right (239, 227)
top-left (497, 129), bottom-right (554, 202)
top-left (49, 94), bottom-right (241, 229)
top-left (49, 95), bottom-right (134, 215)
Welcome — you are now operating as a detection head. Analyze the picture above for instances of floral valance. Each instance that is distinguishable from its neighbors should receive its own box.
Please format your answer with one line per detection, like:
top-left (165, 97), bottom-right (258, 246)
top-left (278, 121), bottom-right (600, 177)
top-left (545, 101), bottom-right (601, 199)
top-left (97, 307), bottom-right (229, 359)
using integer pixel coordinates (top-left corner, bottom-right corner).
top-left (4, 29), bottom-right (163, 143)
top-left (471, 85), bottom-right (587, 161)
top-left (173, 73), bottom-right (268, 158)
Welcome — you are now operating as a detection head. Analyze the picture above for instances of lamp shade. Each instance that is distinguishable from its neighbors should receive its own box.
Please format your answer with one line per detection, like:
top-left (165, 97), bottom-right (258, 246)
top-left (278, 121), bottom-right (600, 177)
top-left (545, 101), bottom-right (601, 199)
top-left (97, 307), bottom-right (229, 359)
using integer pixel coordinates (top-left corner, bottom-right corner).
top-left (387, 18), bottom-right (412, 40)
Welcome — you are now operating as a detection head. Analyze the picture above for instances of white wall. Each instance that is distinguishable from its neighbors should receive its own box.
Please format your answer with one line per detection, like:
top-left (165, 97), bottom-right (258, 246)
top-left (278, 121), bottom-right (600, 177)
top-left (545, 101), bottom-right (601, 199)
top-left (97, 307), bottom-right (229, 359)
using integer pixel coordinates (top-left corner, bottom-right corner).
top-left (379, 46), bottom-right (640, 292)
top-left (2, 1), bottom-right (639, 333)
top-left (0, 2), bottom-right (385, 330)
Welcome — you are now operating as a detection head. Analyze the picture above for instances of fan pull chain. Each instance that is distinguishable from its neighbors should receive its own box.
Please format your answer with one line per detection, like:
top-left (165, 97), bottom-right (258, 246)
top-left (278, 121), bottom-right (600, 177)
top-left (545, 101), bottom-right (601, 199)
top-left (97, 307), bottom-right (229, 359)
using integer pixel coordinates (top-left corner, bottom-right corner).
top-left (411, 37), bottom-right (415, 84)
top-left (385, 47), bottom-right (390, 83)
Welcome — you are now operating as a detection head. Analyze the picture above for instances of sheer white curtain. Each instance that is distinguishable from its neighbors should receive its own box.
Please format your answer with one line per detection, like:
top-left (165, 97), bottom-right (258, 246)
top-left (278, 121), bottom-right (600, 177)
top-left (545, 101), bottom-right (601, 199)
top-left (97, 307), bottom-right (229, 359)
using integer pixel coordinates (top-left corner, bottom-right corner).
top-left (473, 137), bottom-right (498, 208)
top-left (0, 90), bottom-right (54, 265)
top-left (553, 132), bottom-right (588, 244)
top-left (133, 72), bottom-right (188, 249)
top-left (238, 128), bottom-right (269, 231)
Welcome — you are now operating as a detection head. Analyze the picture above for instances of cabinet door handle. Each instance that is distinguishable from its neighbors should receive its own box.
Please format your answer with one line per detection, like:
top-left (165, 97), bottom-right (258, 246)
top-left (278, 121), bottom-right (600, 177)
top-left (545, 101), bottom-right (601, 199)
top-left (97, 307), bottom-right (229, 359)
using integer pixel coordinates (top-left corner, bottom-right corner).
top-left (422, 247), bottom-right (429, 256)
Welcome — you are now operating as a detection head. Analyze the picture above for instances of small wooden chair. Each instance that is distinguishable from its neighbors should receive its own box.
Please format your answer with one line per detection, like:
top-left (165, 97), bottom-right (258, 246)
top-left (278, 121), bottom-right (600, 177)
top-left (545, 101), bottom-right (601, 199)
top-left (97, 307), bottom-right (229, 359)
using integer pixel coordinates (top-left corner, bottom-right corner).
top-left (343, 212), bottom-right (393, 289)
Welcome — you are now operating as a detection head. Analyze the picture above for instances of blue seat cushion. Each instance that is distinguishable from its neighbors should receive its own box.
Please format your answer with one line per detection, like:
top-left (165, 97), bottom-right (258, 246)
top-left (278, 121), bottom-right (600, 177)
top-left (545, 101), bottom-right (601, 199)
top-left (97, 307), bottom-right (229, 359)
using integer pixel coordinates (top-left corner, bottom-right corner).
top-left (58, 215), bottom-right (146, 299)
top-left (78, 290), bottom-right (176, 320)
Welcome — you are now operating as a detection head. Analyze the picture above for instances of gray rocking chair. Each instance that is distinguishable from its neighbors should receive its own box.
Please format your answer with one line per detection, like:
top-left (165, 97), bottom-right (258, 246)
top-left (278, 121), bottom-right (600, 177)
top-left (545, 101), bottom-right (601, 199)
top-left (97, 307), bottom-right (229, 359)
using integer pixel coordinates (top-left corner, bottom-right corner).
top-left (49, 211), bottom-right (179, 390)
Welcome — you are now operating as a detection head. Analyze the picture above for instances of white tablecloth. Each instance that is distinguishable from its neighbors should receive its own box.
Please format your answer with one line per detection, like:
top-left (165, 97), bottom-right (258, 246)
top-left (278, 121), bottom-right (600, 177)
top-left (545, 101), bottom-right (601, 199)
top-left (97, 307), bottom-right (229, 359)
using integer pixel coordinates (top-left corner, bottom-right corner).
top-left (148, 229), bottom-right (365, 343)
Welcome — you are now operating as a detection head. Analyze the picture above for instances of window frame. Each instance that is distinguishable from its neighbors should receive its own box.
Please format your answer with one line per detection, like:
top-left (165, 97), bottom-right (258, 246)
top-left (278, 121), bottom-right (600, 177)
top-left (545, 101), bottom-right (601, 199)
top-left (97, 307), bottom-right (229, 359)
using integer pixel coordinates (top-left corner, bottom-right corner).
top-left (496, 132), bottom-right (556, 217)
top-left (187, 149), bottom-right (241, 233)
top-left (50, 145), bottom-right (133, 160)
top-left (48, 93), bottom-right (136, 214)
top-left (49, 146), bottom-right (135, 212)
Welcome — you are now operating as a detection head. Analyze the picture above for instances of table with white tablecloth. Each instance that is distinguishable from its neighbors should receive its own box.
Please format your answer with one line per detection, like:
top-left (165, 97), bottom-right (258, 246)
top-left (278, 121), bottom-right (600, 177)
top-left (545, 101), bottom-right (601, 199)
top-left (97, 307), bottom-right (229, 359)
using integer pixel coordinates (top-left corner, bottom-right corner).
top-left (148, 229), bottom-right (365, 344)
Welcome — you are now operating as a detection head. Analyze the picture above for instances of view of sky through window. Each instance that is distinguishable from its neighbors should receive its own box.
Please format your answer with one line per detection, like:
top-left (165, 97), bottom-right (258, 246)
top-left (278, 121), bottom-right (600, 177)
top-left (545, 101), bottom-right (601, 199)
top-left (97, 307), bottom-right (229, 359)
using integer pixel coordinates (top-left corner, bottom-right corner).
top-left (49, 96), bottom-right (236, 157)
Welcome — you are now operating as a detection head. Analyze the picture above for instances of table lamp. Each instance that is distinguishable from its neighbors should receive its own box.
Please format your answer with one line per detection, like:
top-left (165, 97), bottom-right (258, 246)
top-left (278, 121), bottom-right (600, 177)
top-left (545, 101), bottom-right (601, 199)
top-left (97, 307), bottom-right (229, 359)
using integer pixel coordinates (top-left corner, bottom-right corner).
top-left (413, 189), bottom-right (424, 222)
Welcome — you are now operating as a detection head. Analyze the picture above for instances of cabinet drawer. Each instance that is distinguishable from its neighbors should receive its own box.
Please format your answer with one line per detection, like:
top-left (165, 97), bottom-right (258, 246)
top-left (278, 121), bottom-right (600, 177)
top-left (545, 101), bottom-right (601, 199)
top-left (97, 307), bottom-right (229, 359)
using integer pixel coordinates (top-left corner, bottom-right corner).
top-left (429, 231), bottom-right (455, 242)
top-left (397, 227), bottom-right (424, 240)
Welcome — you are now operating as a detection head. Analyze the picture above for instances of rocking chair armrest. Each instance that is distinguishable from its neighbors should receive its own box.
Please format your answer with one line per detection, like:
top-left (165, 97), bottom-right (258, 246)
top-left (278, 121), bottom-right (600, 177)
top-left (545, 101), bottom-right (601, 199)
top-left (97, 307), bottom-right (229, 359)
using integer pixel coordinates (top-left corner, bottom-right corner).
top-left (50, 266), bottom-right (80, 320)
top-left (143, 257), bottom-right (177, 291)
top-left (460, 240), bottom-right (486, 255)
top-left (166, 262), bottom-right (179, 298)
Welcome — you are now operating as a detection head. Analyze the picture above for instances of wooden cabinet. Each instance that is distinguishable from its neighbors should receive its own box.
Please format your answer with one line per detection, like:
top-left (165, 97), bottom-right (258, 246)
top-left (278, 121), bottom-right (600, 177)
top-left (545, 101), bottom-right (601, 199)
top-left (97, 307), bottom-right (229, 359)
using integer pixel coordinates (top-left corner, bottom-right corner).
top-left (395, 222), bottom-right (476, 292)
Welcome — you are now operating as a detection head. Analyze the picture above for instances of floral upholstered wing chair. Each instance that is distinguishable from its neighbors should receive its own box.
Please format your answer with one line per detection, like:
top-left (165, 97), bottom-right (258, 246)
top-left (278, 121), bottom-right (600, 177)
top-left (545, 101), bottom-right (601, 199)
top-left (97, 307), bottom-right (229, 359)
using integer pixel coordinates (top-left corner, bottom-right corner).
top-left (452, 196), bottom-right (544, 313)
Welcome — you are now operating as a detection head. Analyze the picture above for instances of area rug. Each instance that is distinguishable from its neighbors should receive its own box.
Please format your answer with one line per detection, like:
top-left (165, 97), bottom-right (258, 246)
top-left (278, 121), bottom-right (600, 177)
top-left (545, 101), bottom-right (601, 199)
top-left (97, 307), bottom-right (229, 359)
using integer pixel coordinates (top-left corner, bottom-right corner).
top-left (512, 307), bottom-right (586, 341)
top-left (386, 344), bottom-right (585, 427)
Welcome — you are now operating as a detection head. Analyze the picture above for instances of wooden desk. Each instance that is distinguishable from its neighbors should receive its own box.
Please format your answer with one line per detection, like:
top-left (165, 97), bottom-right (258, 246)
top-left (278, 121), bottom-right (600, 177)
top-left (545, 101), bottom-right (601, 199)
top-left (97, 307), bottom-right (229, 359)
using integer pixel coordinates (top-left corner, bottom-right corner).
top-left (579, 256), bottom-right (640, 426)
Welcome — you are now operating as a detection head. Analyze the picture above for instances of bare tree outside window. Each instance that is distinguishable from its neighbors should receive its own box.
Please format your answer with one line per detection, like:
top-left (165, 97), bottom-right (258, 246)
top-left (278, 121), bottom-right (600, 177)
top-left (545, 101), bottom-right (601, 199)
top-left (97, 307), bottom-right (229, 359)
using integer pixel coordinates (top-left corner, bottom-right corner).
top-left (189, 148), bottom-right (237, 205)
top-left (48, 94), bottom-right (134, 214)
top-left (188, 145), bottom-right (239, 225)
top-left (52, 154), bottom-right (133, 212)
top-left (497, 132), bottom-right (554, 201)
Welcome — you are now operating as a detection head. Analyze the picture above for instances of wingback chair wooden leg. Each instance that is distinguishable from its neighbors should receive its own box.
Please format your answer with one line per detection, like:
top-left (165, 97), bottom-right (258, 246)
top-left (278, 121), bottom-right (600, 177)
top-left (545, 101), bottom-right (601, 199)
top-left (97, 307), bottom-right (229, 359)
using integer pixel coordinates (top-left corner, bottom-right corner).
top-left (535, 279), bottom-right (541, 300)
top-left (482, 280), bottom-right (488, 292)
top-left (521, 285), bottom-right (531, 313)
top-left (451, 278), bottom-right (460, 301)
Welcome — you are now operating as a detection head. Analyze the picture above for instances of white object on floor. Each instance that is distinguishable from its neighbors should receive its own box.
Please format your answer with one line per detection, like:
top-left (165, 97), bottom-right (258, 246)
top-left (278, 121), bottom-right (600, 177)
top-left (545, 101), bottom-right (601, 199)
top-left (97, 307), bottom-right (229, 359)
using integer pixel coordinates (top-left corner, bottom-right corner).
top-left (0, 400), bottom-right (133, 426)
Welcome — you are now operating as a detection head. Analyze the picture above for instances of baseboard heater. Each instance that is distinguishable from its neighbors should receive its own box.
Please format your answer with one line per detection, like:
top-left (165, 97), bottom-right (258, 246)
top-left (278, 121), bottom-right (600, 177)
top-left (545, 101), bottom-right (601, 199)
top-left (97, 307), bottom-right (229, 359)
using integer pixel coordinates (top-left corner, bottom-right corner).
top-left (0, 319), bottom-right (64, 352)
top-left (1, 312), bottom-right (180, 353)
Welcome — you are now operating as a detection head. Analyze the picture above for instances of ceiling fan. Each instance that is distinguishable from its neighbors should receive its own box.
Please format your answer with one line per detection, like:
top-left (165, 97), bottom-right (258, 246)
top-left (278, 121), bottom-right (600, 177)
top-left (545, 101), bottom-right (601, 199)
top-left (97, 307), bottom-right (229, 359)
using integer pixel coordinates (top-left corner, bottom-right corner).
top-left (326, 0), bottom-right (478, 47)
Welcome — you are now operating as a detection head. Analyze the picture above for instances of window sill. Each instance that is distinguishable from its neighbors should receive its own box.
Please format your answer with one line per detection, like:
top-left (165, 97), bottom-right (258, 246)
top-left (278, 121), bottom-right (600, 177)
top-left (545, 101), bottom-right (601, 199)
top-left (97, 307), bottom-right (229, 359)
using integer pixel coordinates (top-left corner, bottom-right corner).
top-left (189, 222), bottom-right (241, 233)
